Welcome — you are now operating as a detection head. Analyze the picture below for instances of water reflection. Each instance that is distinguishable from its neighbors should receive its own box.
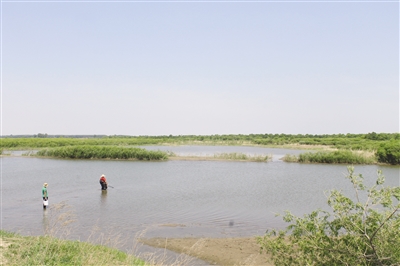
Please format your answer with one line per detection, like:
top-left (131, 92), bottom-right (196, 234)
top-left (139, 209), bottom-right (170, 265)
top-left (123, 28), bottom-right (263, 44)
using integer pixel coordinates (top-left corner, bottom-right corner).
top-left (42, 208), bottom-right (49, 234)
top-left (100, 190), bottom-right (107, 205)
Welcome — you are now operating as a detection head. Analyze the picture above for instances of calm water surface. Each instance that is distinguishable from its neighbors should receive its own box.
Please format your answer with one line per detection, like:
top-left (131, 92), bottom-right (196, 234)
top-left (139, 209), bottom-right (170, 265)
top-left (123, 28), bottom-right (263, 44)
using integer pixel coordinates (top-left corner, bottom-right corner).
top-left (2, 146), bottom-right (399, 249)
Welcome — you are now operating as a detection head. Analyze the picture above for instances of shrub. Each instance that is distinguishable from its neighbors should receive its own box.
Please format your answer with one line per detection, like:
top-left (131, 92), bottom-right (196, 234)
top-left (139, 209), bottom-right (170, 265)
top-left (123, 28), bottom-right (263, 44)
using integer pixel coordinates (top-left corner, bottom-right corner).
top-left (376, 140), bottom-right (400, 165)
top-left (298, 150), bottom-right (375, 164)
top-left (257, 166), bottom-right (400, 265)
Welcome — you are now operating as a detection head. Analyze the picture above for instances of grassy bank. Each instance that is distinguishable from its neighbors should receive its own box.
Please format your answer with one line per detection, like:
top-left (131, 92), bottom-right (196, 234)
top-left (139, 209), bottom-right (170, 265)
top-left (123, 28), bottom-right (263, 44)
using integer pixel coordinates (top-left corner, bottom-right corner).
top-left (36, 146), bottom-right (168, 160)
top-left (282, 150), bottom-right (376, 164)
top-left (0, 230), bottom-right (145, 266)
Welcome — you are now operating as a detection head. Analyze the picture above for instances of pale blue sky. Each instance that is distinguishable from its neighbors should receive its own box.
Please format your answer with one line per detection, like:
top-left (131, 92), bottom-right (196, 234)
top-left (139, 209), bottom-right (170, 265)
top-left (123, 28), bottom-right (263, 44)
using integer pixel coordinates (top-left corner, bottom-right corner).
top-left (2, 1), bottom-right (399, 136)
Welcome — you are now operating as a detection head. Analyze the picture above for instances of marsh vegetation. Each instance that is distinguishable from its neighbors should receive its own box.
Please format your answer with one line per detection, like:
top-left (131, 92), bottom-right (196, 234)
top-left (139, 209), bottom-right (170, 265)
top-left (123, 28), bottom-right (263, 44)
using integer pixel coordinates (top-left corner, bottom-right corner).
top-left (282, 150), bottom-right (376, 164)
top-left (36, 146), bottom-right (169, 160)
top-left (213, 152), bottom-right (272, 162)
top-left (2, 132), bottom-right (399, 164)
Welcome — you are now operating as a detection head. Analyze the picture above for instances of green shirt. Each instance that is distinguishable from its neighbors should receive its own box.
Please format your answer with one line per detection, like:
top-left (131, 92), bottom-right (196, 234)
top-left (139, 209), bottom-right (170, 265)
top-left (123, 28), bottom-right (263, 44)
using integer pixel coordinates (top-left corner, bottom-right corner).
top-left (42, 187), bottom-right (48, 198)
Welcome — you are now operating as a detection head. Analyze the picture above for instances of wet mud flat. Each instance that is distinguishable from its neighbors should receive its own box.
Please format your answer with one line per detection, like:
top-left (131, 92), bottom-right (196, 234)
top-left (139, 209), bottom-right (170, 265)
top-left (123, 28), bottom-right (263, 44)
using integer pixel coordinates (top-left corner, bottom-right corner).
top-left (140, 237), bottom-right (272, 266)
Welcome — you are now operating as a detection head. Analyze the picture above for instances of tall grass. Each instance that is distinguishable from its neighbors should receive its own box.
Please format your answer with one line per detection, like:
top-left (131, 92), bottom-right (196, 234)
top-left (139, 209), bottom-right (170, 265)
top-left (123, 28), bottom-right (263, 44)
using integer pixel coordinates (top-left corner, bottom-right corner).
top-left (1, 203), bottom-right (200, 266)
top-left (0, 230), bottom-right (145, 266)
top-left (213, 152), bottom-right (272, 162)
top-left (293, 150), bottom-right (376, 164)
top-left (36, 146), bottom-right (168, 160)
top-left (281, 154), bottom-right (298, 162)
top-left (0, 202), bottom-right (145, 266)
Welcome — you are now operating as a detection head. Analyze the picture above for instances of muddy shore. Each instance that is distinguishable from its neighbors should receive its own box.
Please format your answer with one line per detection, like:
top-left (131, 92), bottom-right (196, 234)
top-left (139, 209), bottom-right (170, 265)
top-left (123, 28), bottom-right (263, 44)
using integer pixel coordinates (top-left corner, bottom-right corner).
top-left (140, 237), bottom-right (273, 266)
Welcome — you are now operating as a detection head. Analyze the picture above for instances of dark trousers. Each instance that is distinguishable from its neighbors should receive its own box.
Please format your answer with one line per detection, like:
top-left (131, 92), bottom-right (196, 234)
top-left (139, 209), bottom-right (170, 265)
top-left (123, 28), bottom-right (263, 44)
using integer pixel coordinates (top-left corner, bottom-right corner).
top-left (43, 197), bottom-right (48, 209)
top-left (100, 181), bottom-right (107, 190)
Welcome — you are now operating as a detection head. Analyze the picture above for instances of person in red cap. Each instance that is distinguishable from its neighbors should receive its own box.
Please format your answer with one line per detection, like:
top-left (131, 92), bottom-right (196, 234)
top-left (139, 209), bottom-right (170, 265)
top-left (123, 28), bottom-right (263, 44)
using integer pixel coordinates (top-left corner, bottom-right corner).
top-left (99, 174), bottom-right (107, 190)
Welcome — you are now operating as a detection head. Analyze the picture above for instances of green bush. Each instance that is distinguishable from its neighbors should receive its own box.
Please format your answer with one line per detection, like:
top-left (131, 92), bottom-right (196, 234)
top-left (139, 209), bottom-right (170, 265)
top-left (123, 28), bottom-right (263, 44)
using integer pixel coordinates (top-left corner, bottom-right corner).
top-left (257, 166), bottom-right (400, 265)
top-left (297, 150), bottom-right (375, 164)
top-left (376, 140), bottom-right (400, 165)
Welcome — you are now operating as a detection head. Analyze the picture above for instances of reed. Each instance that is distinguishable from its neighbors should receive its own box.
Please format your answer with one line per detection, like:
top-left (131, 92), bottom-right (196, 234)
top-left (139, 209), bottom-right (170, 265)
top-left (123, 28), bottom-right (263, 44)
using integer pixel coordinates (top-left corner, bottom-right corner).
top-left (213, 153), bottom-right (271, 162)
top-left (281, 154), bottom-right (298, 162)
top-left (36, 146), bottom-right (168, 160)
top-left (297, 150), bottom-right (376, 164)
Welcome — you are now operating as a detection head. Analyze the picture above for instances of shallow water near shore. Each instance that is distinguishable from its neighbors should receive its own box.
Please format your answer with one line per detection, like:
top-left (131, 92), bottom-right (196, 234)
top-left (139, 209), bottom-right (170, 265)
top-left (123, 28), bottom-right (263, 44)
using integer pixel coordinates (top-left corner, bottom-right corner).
top-left (2, 145), bottom-right (399, 260)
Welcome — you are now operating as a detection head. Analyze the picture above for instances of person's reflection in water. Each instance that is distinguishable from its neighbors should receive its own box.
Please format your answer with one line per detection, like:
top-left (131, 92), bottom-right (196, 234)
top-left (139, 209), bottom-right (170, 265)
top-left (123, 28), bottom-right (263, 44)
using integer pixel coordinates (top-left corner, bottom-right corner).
top-left (42, 208), bottom-right (49, 234)
top-left (100, 190), bottom-right (107, 205)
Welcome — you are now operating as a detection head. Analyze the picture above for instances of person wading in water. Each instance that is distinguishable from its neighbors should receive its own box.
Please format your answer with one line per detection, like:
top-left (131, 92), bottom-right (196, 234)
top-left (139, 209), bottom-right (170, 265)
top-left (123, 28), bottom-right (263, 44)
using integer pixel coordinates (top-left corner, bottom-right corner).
top-left (99, 175), bottom-right (108, 190)
top-left (42, 183), bottom-right (48, 209)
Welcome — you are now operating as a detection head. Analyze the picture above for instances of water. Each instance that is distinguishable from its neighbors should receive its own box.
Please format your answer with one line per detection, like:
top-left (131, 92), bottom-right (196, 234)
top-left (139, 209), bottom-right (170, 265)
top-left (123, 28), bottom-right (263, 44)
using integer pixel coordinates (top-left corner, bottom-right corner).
top-left (1, 146), bottom-right (399, 258)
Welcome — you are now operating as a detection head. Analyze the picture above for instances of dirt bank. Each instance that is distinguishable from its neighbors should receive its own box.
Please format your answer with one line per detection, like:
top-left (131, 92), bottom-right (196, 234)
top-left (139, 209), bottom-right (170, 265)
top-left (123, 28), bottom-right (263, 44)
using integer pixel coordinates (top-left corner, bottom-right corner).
top-left (140, 237), bottom-right (273, 266)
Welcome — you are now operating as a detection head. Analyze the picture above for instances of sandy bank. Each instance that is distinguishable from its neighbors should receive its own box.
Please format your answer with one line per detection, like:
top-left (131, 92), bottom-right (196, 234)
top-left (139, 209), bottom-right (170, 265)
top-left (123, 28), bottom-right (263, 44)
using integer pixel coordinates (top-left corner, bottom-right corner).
top-left (140, 237), bottom-right (273, 266)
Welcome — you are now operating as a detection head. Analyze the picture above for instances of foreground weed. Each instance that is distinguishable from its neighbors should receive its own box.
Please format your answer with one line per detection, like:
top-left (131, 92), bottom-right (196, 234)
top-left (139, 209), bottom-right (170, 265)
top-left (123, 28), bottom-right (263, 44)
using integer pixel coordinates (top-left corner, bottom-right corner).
top-left (1, 204), bottom-right (201, 266)
top-left (258, 166), bottom-right (400, 265)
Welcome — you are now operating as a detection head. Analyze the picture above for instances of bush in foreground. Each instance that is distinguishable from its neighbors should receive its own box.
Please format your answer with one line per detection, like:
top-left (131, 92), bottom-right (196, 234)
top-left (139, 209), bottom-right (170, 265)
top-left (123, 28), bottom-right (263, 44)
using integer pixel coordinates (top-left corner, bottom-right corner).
top-left (257, 166), bottom-right (400, 265)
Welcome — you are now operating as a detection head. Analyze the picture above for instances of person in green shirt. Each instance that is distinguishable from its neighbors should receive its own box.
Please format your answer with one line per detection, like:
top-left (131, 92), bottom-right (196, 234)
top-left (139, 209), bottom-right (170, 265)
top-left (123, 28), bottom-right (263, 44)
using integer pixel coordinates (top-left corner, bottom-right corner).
top-left (42, 183), bottom-right (48, 209)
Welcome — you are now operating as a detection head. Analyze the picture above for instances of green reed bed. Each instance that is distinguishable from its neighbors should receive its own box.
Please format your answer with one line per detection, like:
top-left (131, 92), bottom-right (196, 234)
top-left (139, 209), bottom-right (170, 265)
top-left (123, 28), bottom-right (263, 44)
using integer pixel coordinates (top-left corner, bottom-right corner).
top-left (36, 146), bottom-right (168, 160)
top-left (0, 230), bottom-right (145, 266)
top-left (213, 152), bottom-right (271, 162)
top-left (283, 150), bottom-right (376, 164)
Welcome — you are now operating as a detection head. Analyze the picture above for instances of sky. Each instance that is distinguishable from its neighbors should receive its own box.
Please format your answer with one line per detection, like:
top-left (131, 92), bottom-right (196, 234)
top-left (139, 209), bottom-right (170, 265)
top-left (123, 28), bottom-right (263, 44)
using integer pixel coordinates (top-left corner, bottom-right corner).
top-left (1, 0), bottom-right (399, 136)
